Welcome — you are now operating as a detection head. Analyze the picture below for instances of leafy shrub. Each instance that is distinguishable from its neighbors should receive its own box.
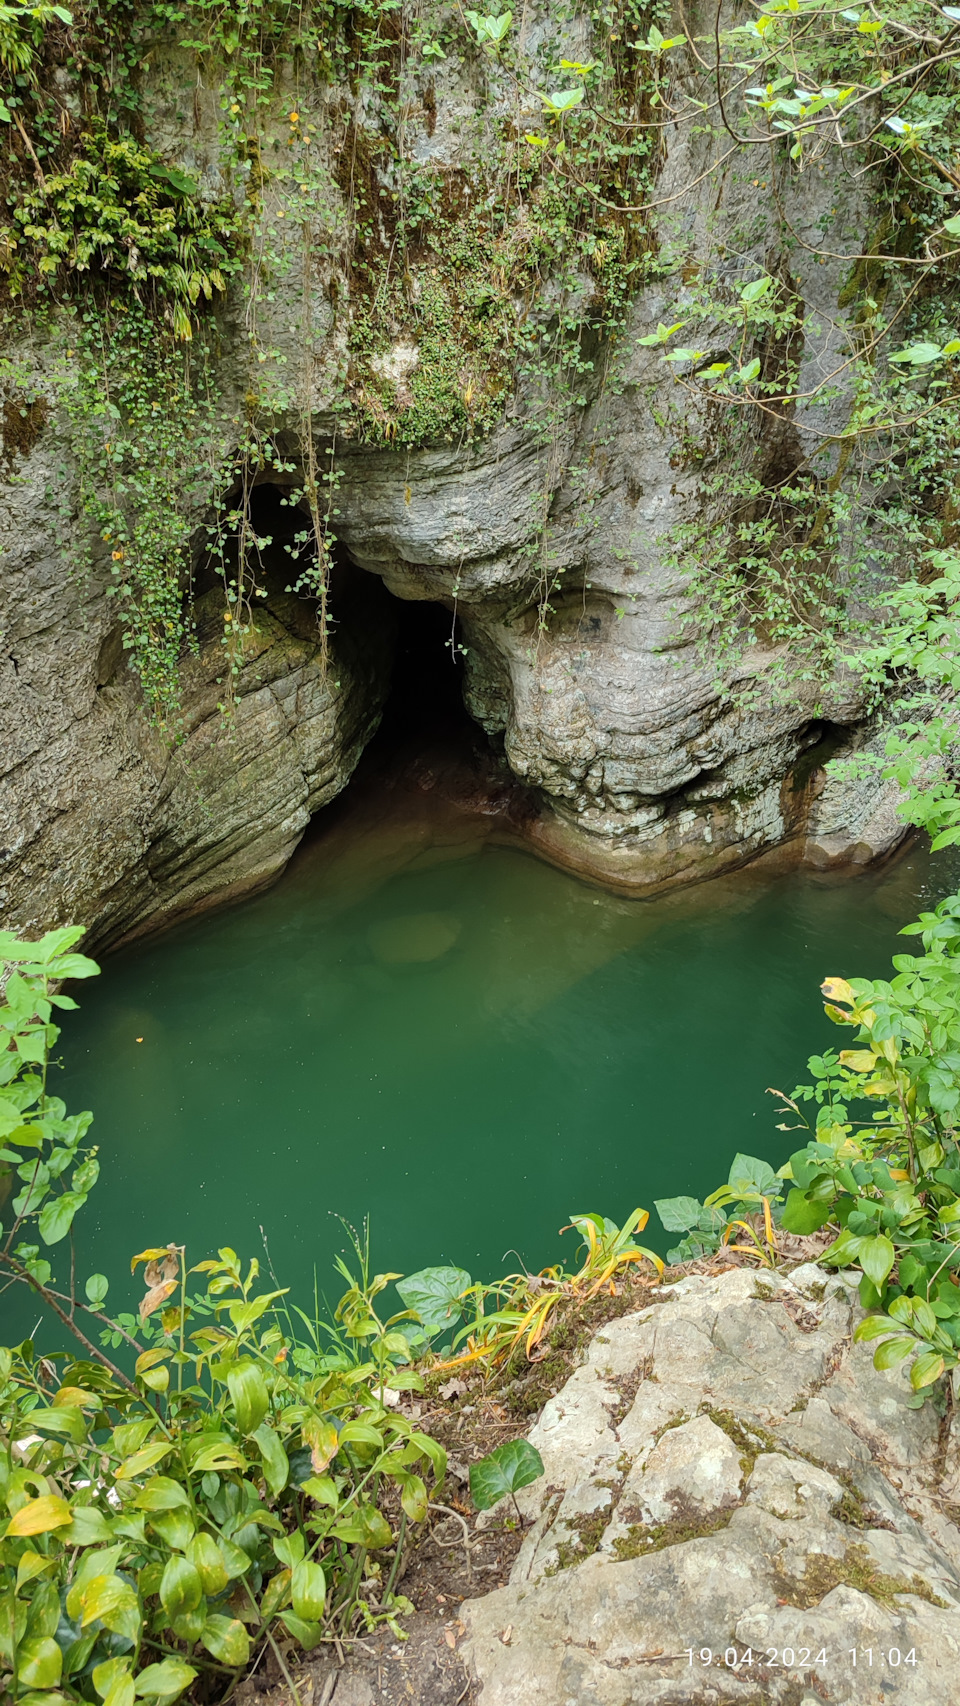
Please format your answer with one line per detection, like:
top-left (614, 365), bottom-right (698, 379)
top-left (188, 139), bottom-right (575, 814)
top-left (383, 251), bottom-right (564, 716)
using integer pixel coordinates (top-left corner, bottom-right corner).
top-left (3, 128), bottom-right (243, 334)
top-left (663, 889), bottom-right (960, 1404)
top-left (0, 930), bottom-right (446, 1702)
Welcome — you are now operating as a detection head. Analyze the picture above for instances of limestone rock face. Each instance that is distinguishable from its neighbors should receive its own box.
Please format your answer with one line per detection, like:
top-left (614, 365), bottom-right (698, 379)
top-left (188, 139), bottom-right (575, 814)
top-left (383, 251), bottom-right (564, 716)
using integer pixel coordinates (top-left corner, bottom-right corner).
top-left (461, 1265), bottom-right (960, 1705)
top-left (0, 5), bottom-right (916, 938)
top-left (0, 436), bottom-right (392, 945)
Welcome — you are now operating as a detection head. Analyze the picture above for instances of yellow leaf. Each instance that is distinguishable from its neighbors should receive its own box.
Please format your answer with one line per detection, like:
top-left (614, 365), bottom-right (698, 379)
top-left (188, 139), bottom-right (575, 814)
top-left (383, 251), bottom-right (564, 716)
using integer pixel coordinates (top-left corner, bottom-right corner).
top-left (821, 976), bottom-right (854, 1003)
top-left (130, 1247), bottom-right (176, 1272)
top-left (302, 1416), bottom-right (339, 1474)
top-left (55, 1386), bottom-right (99, 1408)
top-left (839, 1050), bottom-right (878, 1072)
top-left (7, 1494), bottom-right (72, 1535)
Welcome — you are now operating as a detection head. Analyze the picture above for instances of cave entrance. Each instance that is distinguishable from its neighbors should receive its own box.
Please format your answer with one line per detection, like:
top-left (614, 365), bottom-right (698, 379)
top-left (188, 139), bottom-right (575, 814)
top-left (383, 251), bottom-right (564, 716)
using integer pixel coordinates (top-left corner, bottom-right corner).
top-left (198, 476), bottom-right (503, 824)
top-left (375, 594), bottom-right (472, 749)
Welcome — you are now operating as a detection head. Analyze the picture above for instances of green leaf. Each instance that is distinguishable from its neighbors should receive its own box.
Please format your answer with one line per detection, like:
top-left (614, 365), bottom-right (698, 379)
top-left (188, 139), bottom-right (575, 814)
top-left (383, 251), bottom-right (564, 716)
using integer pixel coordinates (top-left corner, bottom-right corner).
top-left (226, 1361), bottom-right (269, 1435)
top-left (654, 1195), bottom-right (701, 1233)
top-left (186, 1534), bottom-right (229, 1596)
top-left (910, 1350), bottom-right (945, 1391)
top-left (396, 1472), bottom-right (427, 1523)
top-left (134, 1477), bottom-right (190, 1511)
top-left (727, 1154), bottom-right (778, 1197)
top-left (159, 1555), bottom-right (203, 1619)
top-left (149, 1507), bottom-right (196, 1551)
top-left (18, 1636), bottom-right (63, 1688)
top-left (134, 1659), bottom-right (197, 1705)
top-left (37, 1190), bottom-right (86, 1245)
top-left (740, 275), bottom-right (772, 303)
top-left (200, 1615), bottom-right (250, 1667)
top-left (859, 1234), bottom-right (895, 1288)
top-left (280, 1612), bottom-right (323, 1650)
top-left (469, 1439), bottom-right (545, 1511)
top-left (291, 1558), bottom-right (326, 1621)
top-left (252, 1421), bottom-right (289, 1495)
top-left (85, 1273), bottom-right (109, 1306)
top-left (396, 1266), bottom-right (471, 1331)
top-left (781, 1189), bottom-right (831, 1234)
top-left (874, 1336), bottom-right (915, 1370)
top-left (60, 1505), bottom-right (114, 1546)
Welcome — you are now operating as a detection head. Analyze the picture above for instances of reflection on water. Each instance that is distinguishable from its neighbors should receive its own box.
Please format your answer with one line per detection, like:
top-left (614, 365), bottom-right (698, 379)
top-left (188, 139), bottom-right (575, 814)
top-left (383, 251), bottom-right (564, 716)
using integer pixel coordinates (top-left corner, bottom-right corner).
top-left (53, 761), bottom-right (960, 1332)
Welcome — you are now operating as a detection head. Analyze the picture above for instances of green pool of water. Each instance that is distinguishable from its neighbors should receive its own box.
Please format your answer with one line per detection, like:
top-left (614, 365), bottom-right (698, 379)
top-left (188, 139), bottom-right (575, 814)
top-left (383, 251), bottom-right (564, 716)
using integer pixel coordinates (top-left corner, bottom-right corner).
top-left (52, 790), bottom-right (960, 1326)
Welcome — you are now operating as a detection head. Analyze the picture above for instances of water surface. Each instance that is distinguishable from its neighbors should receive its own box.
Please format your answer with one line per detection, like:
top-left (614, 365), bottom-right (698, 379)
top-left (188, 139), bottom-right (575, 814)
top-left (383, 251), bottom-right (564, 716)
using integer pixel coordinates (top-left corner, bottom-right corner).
top-left (51, 766), bottom-right (960, 1325)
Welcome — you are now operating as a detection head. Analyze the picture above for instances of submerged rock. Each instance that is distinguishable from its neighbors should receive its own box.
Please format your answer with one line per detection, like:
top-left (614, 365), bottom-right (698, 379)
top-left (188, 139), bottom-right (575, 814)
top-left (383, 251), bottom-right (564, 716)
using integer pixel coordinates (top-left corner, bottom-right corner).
top-left (461, 1265), bottom-right (960, 1704)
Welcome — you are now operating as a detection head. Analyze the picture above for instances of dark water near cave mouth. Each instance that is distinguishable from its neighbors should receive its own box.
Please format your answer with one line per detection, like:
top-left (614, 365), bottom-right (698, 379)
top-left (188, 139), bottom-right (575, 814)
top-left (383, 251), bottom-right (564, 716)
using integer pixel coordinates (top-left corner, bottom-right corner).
top-left (48, 758), bottom-right (960, 1327)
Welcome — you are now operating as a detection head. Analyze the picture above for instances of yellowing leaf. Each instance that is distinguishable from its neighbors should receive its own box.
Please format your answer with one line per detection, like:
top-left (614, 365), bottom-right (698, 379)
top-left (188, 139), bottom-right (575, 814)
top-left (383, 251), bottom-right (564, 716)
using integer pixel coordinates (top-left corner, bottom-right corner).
top-left (302, 1416), bottom-right (339, 1474)
top-left (131, 1247), bottom-right (177, 1271)
top-left (839, 1050), bottom-right (878, 1072)
top-left (7, 1494), bottom-right (72, 1535)
top-left (821, 976), bottom-right (854, 1003)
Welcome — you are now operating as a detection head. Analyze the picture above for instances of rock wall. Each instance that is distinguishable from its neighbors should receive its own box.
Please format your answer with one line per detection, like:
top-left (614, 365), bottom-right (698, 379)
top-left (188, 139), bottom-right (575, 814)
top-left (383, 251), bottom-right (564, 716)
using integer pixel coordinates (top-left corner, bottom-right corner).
top-left (463, 1264), bottom-right (960, 1705)
top-left (0, 434), bottom-right (393, 945)
top-left (0, 7), bottom-right (913, 943)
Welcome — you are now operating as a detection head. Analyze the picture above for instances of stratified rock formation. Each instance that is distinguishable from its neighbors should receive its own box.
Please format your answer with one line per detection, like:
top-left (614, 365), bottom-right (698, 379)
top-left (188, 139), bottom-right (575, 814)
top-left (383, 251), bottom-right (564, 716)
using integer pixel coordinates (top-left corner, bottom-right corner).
top-left (0, 0), bottom-right (913, 943)
top-left (462, 1266), bottom-right (960, 1705)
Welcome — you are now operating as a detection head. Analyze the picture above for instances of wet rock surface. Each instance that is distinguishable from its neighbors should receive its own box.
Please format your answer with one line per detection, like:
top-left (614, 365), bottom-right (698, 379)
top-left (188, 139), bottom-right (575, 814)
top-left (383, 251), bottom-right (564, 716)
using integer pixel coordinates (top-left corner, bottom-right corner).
top-left (461, 1265), bottom-right (960, 1704)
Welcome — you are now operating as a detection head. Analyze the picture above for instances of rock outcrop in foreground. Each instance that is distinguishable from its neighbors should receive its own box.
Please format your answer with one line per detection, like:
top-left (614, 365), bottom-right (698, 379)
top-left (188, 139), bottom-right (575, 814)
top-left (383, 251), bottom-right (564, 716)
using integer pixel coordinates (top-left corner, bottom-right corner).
top-left (462, 1266), bottom-right (960, 1705)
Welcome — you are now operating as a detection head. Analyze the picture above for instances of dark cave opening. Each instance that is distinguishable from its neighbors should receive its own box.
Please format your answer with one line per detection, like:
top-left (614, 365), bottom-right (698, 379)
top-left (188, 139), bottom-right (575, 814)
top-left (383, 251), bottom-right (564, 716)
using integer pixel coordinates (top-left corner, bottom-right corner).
top-left (196, 476), bottom-right (515, 828)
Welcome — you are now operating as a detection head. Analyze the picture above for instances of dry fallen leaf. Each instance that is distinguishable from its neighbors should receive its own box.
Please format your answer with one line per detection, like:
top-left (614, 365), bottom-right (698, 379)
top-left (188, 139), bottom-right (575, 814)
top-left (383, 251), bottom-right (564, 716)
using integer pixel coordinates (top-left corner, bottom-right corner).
top-left (444, 1630), bottom-right (456, 1650)
top-left (499, 1625), bottom-right (513, 1646)
top-left (438, 1377), bottom-right (467, 1400)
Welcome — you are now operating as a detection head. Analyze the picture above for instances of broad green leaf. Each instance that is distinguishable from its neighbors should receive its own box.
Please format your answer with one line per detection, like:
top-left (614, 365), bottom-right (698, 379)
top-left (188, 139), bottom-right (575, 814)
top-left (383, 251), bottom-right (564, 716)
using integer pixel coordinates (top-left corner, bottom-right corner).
top-left (727, 1154), bottom-right (778, 1196)
top-left (76, 1574), bottom-right (140, 1642)
top-left (226, 1361), bottom-right (269, 1435)
top-left (399, 1473), bottom-right (428, 1524)
top-left (18, 1637), bottom-right (63, 1688)
top-left (16, 1550), bottom-right (55, 1589)
top-left (781, 1189), bottom-right (831, 1235)
top-left (911, 1350), bottom-right (945, 1390)
top-left (252, 1421), bottom-right (289, 1495)
top-left (134, 1659), bottom-right (197, 1704)
top-left (93, 1657), bottom-right (132, 1701)
top-left (740, 275), bottom-right (772, 303)
top-left (38, 1190), bottom-right (86, 1245)
top-left (396, 1266), bottom-right (471, 1331)
top-left (874, 1336), bottom-right (915, 1370)
top-left (116, 1442), bottom-right (172, 1480)
top-left (160, 1555), bottom-right (203, 1619)
top-left (190, 1440), bottom-right (247, 1473)
top-left (469, 1439), bottom-right (544, 1511)
top-left (186, 1533), bottom-right (229, 1595)
top-left (859, 1234), bottom-right (895, 1288)
top-left (149, 1507), bottom-right (195, 1550)
top-left (200, 1614), bottom-right (250, 1666)
top-left (216, 1535), bottom-right (253, 1579)
top-left (28, 1405), bottom-right (87, 1442)
top-left (134, 1476), bottom-right (190, 1512)
top-left (291, 1558), bottom-right (326, 1621)
top-left (280, 1611), bottom-right (323, 1650)
top-left (273, 1531), bottom-right (305, 1568)
top-left (60, 1505), bottom-right (114, 1546)
top-left (654, 1195), bottom-right (701, 1233)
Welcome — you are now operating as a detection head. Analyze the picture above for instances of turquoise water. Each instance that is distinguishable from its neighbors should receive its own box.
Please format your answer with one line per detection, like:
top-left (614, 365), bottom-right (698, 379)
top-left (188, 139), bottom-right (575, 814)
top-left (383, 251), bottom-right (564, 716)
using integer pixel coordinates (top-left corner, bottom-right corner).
top-left (51, 779), bottom-right (958, 1326)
